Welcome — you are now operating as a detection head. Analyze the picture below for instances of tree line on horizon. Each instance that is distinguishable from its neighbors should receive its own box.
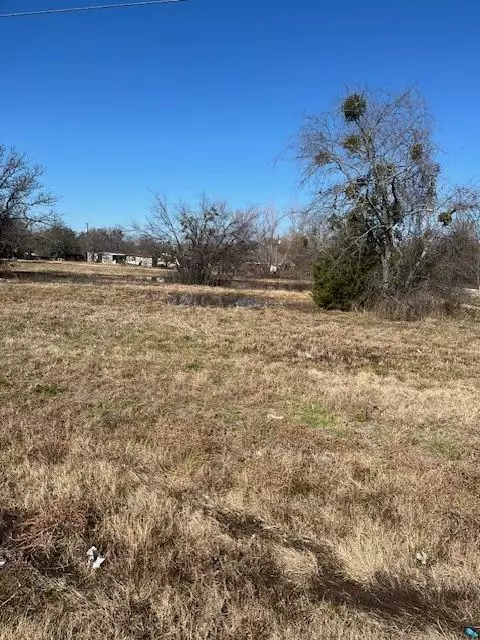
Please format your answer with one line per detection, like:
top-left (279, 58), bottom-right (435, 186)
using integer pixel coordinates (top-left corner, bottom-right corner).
top-left (1, 86), bottom-right (479, 316)
top-left (0, 207), bottom-right (316, 279)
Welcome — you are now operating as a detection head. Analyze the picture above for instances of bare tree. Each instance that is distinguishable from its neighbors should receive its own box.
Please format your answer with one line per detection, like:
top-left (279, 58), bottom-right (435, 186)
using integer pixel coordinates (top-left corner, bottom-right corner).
top-left (141, 195), bottom-right (257, 284)
top-left (428, 218), bottom-right (480, 291)
top-left (77, 227), bottom-right (131, 255)
top-left (34, 223), bottom-right (81, 259)
top-left (253, 208), bottom-right (289, 275)
top-left (0, 146), bottom-right (56, 253)
top-left (297, 88), bottom-right (479, 295)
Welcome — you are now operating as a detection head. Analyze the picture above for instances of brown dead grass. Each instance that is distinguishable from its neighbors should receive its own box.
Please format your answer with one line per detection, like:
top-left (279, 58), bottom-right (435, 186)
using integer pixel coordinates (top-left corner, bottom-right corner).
top-left (10, 259), bottom-right (166, 277)
top-left (0, 276), bottom-right (479, 639)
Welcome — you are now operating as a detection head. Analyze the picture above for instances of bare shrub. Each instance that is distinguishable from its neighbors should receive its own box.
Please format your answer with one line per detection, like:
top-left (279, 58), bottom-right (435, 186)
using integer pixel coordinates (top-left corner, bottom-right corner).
top-left (374, 289), bottom-right (461, 321)
top-left (140, 195), bottom-right (257, 285)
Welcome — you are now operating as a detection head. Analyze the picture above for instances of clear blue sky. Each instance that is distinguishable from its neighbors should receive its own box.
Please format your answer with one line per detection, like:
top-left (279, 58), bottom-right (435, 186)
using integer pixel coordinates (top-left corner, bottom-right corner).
top-left (2, 0), bottom-right (480, 231)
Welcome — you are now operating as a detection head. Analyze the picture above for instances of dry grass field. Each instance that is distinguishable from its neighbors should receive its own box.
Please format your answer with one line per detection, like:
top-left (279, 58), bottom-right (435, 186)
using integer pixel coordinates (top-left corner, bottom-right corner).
top-left (7, 259), bottom-right (169, 278)
top-left (0, 265), bottom-right (479, 639)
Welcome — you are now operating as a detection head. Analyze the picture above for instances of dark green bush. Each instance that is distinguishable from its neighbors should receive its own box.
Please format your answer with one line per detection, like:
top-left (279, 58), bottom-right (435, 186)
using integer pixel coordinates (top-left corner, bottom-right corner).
top-left (312, 217), bottom-right (380, 310)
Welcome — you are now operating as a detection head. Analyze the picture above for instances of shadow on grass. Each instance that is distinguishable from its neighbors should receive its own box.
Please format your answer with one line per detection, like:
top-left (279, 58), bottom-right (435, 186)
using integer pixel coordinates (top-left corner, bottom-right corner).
top-left (200, 500), bottom-right (470, 633)
top-left (0, 498), bottom-right (472, 635)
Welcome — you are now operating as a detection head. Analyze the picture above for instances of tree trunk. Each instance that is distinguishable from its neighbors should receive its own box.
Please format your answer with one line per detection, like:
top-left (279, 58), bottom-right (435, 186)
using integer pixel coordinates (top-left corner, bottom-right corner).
top-left (381, 219), bottom-right (394, 294)
top-left (381, 247), bottom-right (391, 294)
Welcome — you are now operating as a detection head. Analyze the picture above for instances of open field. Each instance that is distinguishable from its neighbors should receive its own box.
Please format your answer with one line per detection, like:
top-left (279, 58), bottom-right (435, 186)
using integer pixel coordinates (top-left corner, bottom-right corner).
top-left (6, 259), bottom-right (170, 278)
top-left (0, 273), bottom-right (480, 639)
top-left (4, 261), bottom-right (312, 291)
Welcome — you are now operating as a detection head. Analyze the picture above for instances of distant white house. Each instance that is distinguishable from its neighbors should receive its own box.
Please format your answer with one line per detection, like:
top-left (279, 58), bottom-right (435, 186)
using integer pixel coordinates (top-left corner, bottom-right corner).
top-left (86, 252), bottom-right (156, 267)
top-left (86, 252), bottom-right (126, 264)
top-left (125, 255), bottom-right (156, 268)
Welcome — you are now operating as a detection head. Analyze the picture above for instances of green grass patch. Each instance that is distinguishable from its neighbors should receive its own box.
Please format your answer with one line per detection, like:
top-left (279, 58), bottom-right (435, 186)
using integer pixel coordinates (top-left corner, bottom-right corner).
top-left (297, 403), bottom-right (348, 436)
top-left (426, 438), bottom-right (462, 461)
top-left (185, 361), bottom-right (202, 372)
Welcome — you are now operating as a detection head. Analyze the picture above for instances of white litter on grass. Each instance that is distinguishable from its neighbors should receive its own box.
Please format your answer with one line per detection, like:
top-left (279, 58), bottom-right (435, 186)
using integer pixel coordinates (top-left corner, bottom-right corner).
top-left (0, 557), bottom-right (6, 567)
top-left (267, 414), bottom-right (284, 421)
top-left (92, 555), bottom-right (106, 569)
top-left (87, 546), bottom-right (106, 569)
top-left (416, 551), bottom-right (428, 566)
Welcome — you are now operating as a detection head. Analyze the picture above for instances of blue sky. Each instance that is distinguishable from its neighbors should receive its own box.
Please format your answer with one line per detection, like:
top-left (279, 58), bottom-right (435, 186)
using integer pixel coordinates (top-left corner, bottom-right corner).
top-left (2, 0), bottom-right (480, 230)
